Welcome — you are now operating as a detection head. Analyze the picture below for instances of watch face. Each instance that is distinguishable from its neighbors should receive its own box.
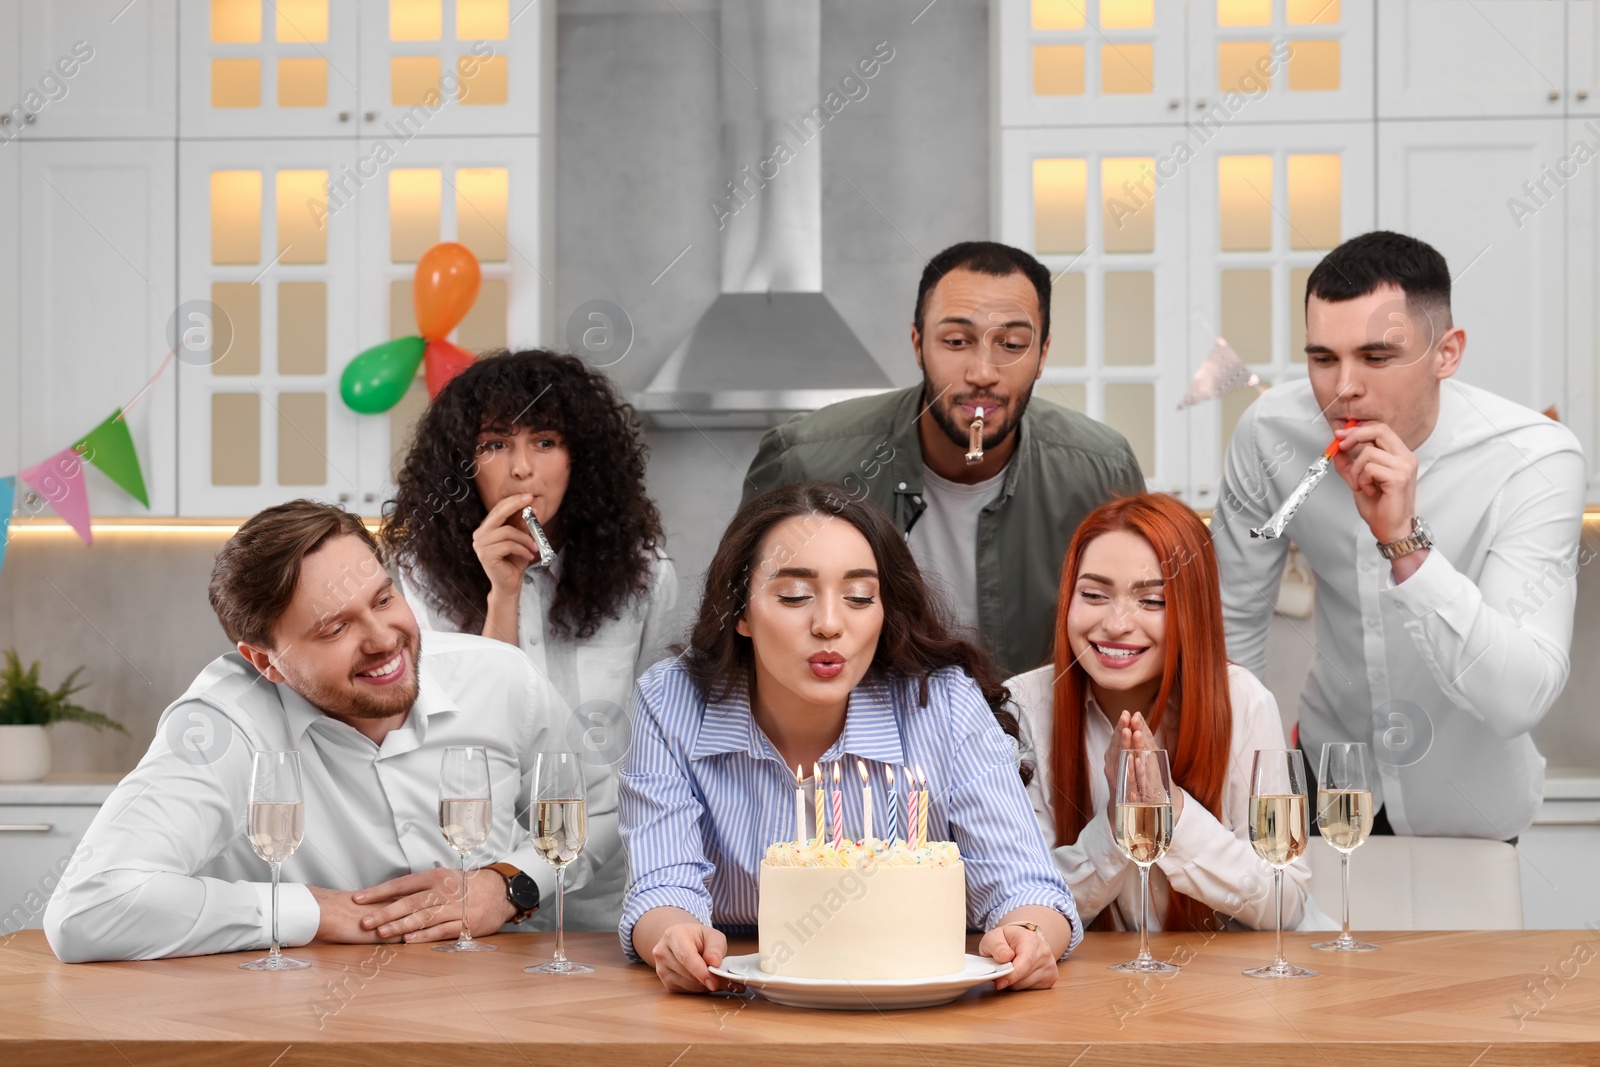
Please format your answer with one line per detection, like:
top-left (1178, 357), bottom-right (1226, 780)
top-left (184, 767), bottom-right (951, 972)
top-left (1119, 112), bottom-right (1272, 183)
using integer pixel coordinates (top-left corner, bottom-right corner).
top-left (508, 872), bottom-right (540, 911)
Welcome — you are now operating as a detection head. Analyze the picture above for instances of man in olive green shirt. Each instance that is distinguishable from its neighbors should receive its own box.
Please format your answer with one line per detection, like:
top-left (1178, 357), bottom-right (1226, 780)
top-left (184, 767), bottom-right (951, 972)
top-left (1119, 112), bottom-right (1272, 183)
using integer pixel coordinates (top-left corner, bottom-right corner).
top-left (743, 241), bottom-right (1143, 676)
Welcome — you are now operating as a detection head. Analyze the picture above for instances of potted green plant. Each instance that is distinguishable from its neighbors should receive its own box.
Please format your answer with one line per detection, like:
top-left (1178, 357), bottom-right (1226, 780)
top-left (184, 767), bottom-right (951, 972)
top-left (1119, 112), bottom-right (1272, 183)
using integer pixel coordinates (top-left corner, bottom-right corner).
top-left (0, 650), bottom-right (127, 782)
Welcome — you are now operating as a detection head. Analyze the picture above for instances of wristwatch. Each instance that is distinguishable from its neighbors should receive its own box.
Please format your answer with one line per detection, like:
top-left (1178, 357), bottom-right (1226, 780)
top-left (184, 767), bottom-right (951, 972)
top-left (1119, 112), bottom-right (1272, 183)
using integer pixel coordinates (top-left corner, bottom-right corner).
top-left (486, 861), bottom-right (541, 923)
top-left (1377, 516), bottom-right (1433, 560)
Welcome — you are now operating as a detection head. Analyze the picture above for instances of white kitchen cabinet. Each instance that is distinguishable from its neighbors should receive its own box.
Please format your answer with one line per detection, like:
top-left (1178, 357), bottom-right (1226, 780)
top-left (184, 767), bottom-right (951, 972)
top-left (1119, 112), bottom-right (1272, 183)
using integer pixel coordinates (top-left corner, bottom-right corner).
top-left (1377, 0), bottom-right (1567, 119)
top-left (1185, 120), bottom-right (1375, 504)
top-left (1518, 789), bottom-right (1600, 930)
top-left (1563, 116), bottom-right (1600, 503)
top-left (0, 133), bottom-right (16, 479)
top-left (176, 139), bottom-right (363, 518)
top-left (354, 134), bottom-right (542, 508)
top-left (0, 776), bottom-right (118, 935)
top-left (997, 124), bottom-right (1193, 498)
top-left (1187, 0), bottom-right (1373, 125)
top-left (357, 0), bottom-right (540, 139)
top-left (178, 0), bottom-right (360, 139)
top-left (1377, 118), bottom-right (1567, 425)
top-left (1568, 3), bottom-right (1600, 119)
top-left (994, 0), bottom-right (1188, 128)
top-left (18, 140), bottom-right (176, 517)
top-left (10, 0), bottom-right (176, 139)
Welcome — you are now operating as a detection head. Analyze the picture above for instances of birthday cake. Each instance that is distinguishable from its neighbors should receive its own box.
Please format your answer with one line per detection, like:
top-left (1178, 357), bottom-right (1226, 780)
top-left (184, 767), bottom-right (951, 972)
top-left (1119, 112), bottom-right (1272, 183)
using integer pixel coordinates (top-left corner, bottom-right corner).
top-left (757, 839), bottom-right (966, 980)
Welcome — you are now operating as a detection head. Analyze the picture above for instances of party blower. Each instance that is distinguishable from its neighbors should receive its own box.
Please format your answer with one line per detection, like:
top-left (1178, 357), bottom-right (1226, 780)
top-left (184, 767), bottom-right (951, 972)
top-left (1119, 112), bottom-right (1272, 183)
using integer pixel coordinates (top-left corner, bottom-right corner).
top-left (523, 506), bottom-right (557, 569)
top-left (1250, 419), bottom-right (1357, 540)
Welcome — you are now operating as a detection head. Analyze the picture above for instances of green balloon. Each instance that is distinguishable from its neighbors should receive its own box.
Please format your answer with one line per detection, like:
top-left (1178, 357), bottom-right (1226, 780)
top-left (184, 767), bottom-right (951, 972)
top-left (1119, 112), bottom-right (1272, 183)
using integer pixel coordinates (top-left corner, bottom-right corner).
top-left (341, 336), bottom-right (426, 414)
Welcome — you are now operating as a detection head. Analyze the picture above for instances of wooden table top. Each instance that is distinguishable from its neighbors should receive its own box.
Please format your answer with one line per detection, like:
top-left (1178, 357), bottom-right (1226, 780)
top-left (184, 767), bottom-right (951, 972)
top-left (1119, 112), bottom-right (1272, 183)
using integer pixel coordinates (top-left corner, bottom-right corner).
top-left (4, 928), bottom-right (1600, 1066)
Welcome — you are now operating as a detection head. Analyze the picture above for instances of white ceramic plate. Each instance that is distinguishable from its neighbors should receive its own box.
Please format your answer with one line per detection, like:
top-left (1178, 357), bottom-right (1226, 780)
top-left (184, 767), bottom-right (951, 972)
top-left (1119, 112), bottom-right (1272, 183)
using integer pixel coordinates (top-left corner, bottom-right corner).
top-left (708, 953), bottom-right (1014, 1010)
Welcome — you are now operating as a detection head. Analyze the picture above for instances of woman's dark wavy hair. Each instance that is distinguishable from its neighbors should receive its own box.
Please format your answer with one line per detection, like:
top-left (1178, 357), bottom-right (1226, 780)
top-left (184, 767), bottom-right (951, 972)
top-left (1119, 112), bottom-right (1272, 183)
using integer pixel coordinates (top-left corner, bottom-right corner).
top-left (682, 481), bottom-right (1031, 785)
top-left (379, 349), bottom-right (664, 640)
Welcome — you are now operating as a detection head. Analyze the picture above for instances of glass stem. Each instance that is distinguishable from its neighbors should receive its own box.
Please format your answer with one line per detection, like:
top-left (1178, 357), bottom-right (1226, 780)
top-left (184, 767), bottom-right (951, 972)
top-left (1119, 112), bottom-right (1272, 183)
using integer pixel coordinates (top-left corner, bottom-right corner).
top-left (553, 866), bottom-right (568, 964)
top-left (458, 851), bottom-right (473, 943)
top-left (1273, 867), bottom-right (1285, 964)
top-left (1137, 863), bottom-right (1153, 961)
top-left (269, 861), bottom-right (282, 959)
top-left (1340, 851), bottom-right (1352, 941)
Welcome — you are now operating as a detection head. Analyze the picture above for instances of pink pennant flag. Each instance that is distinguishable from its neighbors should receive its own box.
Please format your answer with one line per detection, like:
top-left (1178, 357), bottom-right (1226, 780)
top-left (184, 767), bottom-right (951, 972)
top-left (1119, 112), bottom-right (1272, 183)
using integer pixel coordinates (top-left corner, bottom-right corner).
top-left (19, 446), bottom-right (93, 545)
top-left (1178, 337), bottom-right (1260, 408)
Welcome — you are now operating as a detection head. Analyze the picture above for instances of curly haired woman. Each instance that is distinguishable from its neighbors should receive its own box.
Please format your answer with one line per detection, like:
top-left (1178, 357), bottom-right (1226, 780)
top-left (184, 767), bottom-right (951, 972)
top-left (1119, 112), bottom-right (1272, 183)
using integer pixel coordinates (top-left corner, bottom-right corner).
top-left (382, 349), bottom-right (679, 931)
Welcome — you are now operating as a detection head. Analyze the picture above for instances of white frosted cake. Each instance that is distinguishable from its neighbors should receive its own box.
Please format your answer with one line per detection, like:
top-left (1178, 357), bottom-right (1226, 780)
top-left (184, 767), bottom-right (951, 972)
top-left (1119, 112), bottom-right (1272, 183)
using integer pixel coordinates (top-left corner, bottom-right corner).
top-left (757, 840), bottom-right (966, 980)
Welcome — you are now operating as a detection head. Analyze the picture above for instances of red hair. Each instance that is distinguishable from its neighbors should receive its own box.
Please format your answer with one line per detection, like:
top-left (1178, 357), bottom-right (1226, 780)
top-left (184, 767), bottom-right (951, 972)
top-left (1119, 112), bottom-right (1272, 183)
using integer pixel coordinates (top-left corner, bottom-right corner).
top-left (1049, 493), bottom-right (1233, 933)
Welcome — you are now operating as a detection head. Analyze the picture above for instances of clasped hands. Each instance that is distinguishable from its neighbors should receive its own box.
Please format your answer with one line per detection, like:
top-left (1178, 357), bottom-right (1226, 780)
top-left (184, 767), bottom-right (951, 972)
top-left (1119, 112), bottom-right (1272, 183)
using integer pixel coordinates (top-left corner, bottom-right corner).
top-left (1103, 709), bottom-right (1185, 823)
top-left (308, 867), bottom-right (516, 944)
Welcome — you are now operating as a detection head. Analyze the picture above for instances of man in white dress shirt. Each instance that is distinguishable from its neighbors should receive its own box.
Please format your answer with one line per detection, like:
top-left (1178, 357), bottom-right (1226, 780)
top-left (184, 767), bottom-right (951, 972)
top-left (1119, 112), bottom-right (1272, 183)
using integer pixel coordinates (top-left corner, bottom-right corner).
top-left (1213, 231), bottom-right (1587, 842)
top-left (45, 500), bottom-right (613, 962)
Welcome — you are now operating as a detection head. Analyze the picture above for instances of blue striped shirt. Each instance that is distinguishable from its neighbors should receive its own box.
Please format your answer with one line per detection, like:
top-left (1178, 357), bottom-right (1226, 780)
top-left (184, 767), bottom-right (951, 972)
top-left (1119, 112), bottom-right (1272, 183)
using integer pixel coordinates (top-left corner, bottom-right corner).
top-left (617, 657), bottom-right (1083, 961)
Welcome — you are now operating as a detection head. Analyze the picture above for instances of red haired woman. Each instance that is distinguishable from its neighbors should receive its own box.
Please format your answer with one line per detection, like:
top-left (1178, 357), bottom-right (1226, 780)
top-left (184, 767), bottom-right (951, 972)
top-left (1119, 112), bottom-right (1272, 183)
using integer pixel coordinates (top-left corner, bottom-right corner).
top-left (1006, 493), bottom-right (1312, 932)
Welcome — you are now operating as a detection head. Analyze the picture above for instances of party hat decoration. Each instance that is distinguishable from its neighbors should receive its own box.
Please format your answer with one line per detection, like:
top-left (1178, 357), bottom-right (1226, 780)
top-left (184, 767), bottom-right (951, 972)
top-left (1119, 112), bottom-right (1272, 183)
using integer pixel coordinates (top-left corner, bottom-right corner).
top-left (1178, 337), bottom-right (1260, 408)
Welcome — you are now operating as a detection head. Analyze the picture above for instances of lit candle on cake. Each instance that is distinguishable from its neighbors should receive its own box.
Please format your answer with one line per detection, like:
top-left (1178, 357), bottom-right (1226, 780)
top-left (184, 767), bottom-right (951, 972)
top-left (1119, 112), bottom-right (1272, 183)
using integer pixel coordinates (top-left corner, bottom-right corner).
top-left (916, 764), bottom-right (930, 848)
top-left (885, 766), bottom-right (898, 843)
top-left (857, 759), bottom-right (873, 843)
top-left (813, 761), bottom-right (825, 843)
top-left (904, 764), bottom-right (917, 845)
top-left (793, 764), bottom-right (806, 846)
top-left (831, 762), bottom-right (844, 850)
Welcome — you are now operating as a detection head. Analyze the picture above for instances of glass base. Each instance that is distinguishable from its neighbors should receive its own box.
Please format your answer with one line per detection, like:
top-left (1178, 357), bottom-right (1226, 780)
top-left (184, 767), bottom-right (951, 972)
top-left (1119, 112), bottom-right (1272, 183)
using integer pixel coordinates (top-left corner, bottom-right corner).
top-left (1243, 960), bottom-right (1317, 979)
top-left (1313, 935), bottom-right (1379, 952)
top-left (1108, 956), bottom-right (1180, 974)
top-left (525, 959), bottom-right (595, 975)
top-left (435, 938), bottom-right (498, 952)
top-left (240, 953), bottom-right (311, 971)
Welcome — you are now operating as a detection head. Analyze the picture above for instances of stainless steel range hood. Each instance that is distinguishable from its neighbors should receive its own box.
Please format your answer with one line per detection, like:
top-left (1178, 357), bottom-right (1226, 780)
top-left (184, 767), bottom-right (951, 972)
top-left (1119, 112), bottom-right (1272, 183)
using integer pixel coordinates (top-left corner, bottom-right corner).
top-left (633, 0), bottom-right (892, 430)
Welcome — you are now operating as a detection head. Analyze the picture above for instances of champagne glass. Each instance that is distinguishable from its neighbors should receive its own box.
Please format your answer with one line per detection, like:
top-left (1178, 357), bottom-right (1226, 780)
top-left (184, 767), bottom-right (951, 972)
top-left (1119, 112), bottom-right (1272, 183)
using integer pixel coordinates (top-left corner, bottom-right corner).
top-left (1244, 749), bottom-right (1316, 979)
top-left (436, 746), bottom-right (497, 952)
top-left (241, 751), bottom-right (310, 971)
top-left (525, 751), bottom-right (593, 975)
top-left (1109, 748), bottom-right (1178, 974)
top-left (1313, 742), bottom-right (1379, 952)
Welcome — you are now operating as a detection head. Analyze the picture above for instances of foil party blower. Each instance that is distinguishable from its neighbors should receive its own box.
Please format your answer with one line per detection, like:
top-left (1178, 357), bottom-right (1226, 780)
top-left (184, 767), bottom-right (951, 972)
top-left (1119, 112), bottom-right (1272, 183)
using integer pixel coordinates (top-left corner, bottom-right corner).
top-left (965, 406), bottom-right (985, 465)
top-left (1250, 419), bottom-right (1357, 540)
top-left (522, 505), bottom-right (556, 568)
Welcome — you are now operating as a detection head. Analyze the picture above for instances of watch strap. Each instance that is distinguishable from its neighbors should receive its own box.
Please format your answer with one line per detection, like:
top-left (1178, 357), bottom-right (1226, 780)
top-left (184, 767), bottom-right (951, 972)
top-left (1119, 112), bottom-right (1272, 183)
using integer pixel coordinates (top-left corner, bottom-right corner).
top-left (486, 861), bottom-right (539, 923)
top-left (1377, 518), bottom-right (1432, 560)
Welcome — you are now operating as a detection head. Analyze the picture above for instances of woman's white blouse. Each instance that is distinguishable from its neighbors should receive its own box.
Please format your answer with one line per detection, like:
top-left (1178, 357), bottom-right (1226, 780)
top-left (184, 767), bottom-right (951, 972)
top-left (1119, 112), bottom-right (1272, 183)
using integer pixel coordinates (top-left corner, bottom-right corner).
top-left (1007, 663), bottom-right (1314, 932)
top-left (399, 549), bottom-right (679, 931)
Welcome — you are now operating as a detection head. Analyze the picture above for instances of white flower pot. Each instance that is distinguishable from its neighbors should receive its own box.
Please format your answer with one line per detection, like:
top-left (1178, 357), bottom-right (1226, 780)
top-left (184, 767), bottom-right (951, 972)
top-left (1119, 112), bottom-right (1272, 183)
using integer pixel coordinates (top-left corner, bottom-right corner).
top-left (0, 725), bottom-right (52, 782)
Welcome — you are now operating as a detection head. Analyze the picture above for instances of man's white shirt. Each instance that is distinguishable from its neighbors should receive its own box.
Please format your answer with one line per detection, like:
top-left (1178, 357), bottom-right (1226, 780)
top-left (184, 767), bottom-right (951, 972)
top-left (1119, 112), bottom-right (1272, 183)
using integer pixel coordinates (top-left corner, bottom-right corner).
top-left (44, 631), bottom-right (615, 962)
top-left (1212, 378), bottom-right (1587, 839)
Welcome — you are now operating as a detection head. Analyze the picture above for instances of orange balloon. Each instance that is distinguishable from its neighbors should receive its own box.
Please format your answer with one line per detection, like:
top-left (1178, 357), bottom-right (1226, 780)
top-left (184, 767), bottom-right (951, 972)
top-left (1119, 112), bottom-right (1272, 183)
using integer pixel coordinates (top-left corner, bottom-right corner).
top-left (414, 242), bottom-right (481, 341)
top-left (424, 339), bottom-right (477, 398)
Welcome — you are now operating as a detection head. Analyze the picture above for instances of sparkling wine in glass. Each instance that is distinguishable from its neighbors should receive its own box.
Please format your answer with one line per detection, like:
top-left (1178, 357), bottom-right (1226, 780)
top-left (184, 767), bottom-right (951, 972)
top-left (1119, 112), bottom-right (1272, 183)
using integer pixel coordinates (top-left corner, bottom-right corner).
top-left (1244, 749), bottom-right (1315, 979)
top-left (436, 746), bottom-right (497, 952)
top-left (1313, 742), bottom-right (1379, 953)
top-left (1109, 748), bottom-right (1178, 974)
top-left (242, 751), bottom-right (311, 971)
top-left (525, 751), bottom-right (593, 975)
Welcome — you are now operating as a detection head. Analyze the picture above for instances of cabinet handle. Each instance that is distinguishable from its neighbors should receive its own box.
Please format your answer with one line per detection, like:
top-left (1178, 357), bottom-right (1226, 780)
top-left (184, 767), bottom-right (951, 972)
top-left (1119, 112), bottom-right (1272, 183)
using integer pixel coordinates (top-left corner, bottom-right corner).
top-left (338, 110), bottom-right (350, 122)
top-left (1168, 98), bottom-right (1180, 109)
top-left (1194, 98), bottom-right (1208, 109)
top-left (23, 112), bottom-right (36, 124)
top-left (1550, 89), bottom-right (1562, 101)
top-left (364, 492), bottom-right (377, 504)
top-left (1580, 90), bottom-right (1591, 102)
top-left (0, 114), bottom-right (9, 126)
top-left (0, 824), bottom-right (54, 832)
top-left (338, 492), bottom-right (351, 503)
top-left (364, 111), bottom-right (377, 122)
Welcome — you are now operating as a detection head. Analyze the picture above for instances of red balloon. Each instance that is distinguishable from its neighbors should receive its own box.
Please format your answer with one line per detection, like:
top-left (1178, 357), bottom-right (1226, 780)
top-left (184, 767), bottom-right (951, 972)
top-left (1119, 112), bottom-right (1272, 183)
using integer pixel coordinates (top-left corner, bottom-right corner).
top-left (425, 339), bottom-right (477, 398)
top-left (414, 242), bottom-right (481, 341)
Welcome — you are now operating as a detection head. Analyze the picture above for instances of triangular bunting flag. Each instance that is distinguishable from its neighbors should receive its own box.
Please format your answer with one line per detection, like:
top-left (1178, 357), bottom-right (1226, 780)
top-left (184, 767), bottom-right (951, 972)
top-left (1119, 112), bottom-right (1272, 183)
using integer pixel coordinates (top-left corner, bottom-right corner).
top-left (0, 476), bottom-right (13, 582)
top-left (19, 447), bottom-right (93, 545)
top-left (1178, 337), bottom-right (1261, 408)
top-left (74, 408), bottom-right (149, 508)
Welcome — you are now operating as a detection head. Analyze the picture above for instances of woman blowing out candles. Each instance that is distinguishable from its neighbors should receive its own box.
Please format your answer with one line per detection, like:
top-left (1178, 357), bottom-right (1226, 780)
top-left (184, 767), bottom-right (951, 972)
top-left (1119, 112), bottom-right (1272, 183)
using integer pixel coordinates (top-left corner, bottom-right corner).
top-left (1007, 493), bottom-right (1313, 934)
top-left (619, 482), bottom-right (1081, 994)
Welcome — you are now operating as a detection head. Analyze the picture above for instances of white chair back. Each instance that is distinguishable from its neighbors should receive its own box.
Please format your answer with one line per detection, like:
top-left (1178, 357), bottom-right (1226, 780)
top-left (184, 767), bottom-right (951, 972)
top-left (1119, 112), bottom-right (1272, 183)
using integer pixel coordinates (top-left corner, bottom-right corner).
top-left (1305, 836), bottom-right (1523, 930)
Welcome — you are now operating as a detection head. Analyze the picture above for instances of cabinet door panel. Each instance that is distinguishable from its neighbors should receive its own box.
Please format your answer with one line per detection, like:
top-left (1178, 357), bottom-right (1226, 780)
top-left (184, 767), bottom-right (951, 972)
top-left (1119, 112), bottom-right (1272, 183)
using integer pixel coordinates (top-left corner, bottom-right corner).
top-left (17, 0), bottom-right (176, 138)
top-left (1377, 0), bottom-right (1566, 119)
top-left (1378, 119), bottom-right (1566, 423)
top-left (1188, 0), bottom-right (1373, 124)
top-left (0, 804), bottom-right (101, 931)
top-left (18, 141), bottom-right (176, 517)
